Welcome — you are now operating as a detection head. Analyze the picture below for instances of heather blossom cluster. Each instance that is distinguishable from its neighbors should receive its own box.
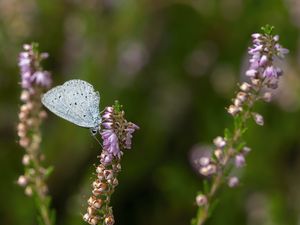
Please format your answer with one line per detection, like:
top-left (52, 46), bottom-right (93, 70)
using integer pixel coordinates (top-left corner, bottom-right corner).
top-left (17, 43), bottom-right (54, 225)
top-left (19, 43), bottom-right (52, 91)
top-left (192, 26), bottom-right (289, 225)
top-left (83, 102), bottom-right (139, 225)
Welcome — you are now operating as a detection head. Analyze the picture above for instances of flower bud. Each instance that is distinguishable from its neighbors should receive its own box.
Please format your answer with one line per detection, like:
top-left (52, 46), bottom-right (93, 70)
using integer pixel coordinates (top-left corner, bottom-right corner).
top-left (198, 157), bottom-right (210, 167)
top-left (20, 90), bottom-right (30, 101)
top-left (235, 154), bottom-right (245, 168)
top-left (246, 69), bottom-right (257, 77)
top-left (228, 176), bottom-right (239, 187)
top-left (17, 175), bottom-right (28, 187)
top-left (96, 164), bottom-right (105, 174)
top-left (25, 186), bottom-right (33, 196)
top-left (213, 136), bottom-right (226, 148)
top-left (242, 146), bottom-right (251, 155)
top-left (200, 164), bottom-right (217, 176)
top-left (104, 170), bottom-right (114, 180)
top-left (227, 105), bottom-right (241, 116)
top-left (87, 206), bottom-right (95, 215)
top-left (104, 215), bottom-right (115, 225)
top-left (259, 55), bottom-right (268, 66)
top-left (39, 110), bottom-right (47, 119)
top-left (262, 92), bottom-right (272, 102)
top-left (240, 82), bottom-right (251, 92)
top-left (89, 216), bottom-right (100, 225)
top-left (214, 149), bottom-right (223, 160)
top-left (22, 154), bottom-right (31, 165)
top-left (252, 113), bottom-right (264, 126)
top-left (19, 138), bottom-right (30, 148)
top-left (83, 213), bottom-right (90, 222)
top-left (236, 92), bottom-right (247, 102)
top-left (251, 78), bottom-right (260, 86)
top-left (234, 98), bottom-right (243, 107)
top-left (196, 194), bottom-right (207, 206)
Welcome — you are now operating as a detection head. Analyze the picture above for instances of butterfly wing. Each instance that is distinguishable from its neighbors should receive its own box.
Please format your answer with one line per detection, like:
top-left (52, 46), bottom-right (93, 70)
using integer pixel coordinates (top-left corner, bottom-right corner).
top-left (42, 79), bottom-right (100, 128)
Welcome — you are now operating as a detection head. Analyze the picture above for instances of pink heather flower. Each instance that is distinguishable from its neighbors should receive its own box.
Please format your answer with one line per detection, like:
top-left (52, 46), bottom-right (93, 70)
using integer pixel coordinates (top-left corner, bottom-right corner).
top-left (228, 176), bottom-right (239, 188)
top-left (259, 55), bottom-right (268, 66)
top-left (102, 130), bottom-right (120, 158)
top-left (245, 31), bottom-right (288, 88)
top-left (235, 154), bottom-right (245, 168)
top-left (263, 66), bottom-right (278, 78)
top-left (246, 69), bottom-right (257, 77)
top-left (213, 136), bottom-right (226, 148)
top-left (251, 33), bottom-right (261, 39)
top-left (124, 122), bottom-right (139, 149)
top-left (31, 71), bottom-right (52, 88)
top-left (18, 43), bottom-right (52, 91)
top-left (100, 104), bottom-right (139, 165)
top-left (252, 113), bottom-right (264, 126)
top-left (274, 43), bottom-right (289, 58)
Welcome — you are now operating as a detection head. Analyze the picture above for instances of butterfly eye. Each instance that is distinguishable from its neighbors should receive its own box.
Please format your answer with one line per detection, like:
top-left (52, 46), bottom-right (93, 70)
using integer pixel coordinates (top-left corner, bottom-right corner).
top-left (90, 128), bottom-right (98, 136)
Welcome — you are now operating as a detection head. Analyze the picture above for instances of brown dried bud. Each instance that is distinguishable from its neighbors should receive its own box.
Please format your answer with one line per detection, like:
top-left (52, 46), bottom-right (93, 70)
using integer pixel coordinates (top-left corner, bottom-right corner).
top-left (227, 105), bottom-right (241, 116)
top-left (240, 82), bottom-right (251, 92)
top-left (96, 164), bottom-right (105, 174)
top-left (112, 178), bottom-right (119, 186)
top-left (234, 98), bottom-right (243, 107)
top-left (26, 102), bottom-right (34, 111)
top-left (104, 170), bottom-right (114, 180)
top-left (88, 196), bottom-right (103, 209)
top-left (39, 110), bottom-right (48, 119)
top-left (92, 180), bottom-right (101, 189)
top-left (236, 92), bottom-right (248, 102)
top-left (87, 206), bottom-right (95, 215)
top-left (20, 105), bottom-right (29, 113)
top-left (251, 78), bottom-right (261, 86)
top-left (214, 149), bottom-right (223, 160)
top-left (19, 138), bottom-right (30, 148)
top-left (22, 154), bottom-right (31, 165)
top-left (18, 111), bottom-right (27, 121)
top-left (18, 130), bottom-right (26, 138)
top-left (20, 90), bottom-right (30, 102)
top-left (89, 216), bottom-right (100, 225)
top-left (199, 164), bottom-right (217, 176)
top-left (25, 186), bottom-right (33, 196)
top-left (92, 189), bottom-right (102, 196)
top-left (104, 215), bottom-right (115, 225)
top-left (17, 123), bottom-right (26, 132)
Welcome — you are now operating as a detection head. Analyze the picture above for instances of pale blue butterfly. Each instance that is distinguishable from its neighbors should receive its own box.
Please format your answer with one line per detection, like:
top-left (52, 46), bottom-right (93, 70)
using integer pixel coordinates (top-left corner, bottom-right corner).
top-left (42, 79), bottom-right (101, 135)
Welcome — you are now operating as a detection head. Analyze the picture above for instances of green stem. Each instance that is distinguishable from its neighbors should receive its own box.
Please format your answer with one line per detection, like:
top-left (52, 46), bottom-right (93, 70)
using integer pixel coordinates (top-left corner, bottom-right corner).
top-left (194, 82), bottom-right (264, 225)
top-left (31, 156), bottom-right (53, 225)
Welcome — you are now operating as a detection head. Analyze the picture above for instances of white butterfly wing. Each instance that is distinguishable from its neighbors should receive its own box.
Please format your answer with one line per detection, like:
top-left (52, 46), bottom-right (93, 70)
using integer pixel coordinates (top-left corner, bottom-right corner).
top-left (42, 79), bottom-right (100, 128)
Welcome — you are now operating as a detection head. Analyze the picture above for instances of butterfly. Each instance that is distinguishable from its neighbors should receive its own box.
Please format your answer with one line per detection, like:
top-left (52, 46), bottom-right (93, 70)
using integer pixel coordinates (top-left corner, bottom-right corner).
top-left (42, 79), bottom-right (101, 135)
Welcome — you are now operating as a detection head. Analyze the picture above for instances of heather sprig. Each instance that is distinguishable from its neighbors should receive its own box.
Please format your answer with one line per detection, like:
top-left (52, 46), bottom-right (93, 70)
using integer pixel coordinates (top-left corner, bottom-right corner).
top-left (192, 26), bottom-right (289, 225)
top-left (83, 101), bottom-right (139, 225)
top-left (17, 43), bottom-right (55, 225)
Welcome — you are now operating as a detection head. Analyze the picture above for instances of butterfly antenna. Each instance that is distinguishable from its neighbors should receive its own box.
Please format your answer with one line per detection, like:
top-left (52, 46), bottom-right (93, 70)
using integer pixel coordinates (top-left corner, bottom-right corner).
top-left (92, 134), bottom-right (103, 147)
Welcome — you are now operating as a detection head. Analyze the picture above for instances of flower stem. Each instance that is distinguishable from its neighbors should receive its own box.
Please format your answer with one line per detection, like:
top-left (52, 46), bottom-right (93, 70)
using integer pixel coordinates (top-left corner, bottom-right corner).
top-left (194, 83), bottom-right (264, 225)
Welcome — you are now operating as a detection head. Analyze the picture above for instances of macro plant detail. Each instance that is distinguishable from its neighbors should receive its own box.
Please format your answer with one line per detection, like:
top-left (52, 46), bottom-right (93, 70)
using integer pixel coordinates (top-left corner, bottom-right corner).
top-left (83, 102), bottom-right (139, 225)
top-left (16, 43), bottom-right (55, 225)
top-left (37, 67), bottom-right (139, 224)
top-left (192, 25), bottom-right (289, 225)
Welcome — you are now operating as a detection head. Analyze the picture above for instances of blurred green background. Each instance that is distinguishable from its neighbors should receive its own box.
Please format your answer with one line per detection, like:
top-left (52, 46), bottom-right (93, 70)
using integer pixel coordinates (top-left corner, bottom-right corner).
top-left (1, 0), bottom-right (300, 225)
